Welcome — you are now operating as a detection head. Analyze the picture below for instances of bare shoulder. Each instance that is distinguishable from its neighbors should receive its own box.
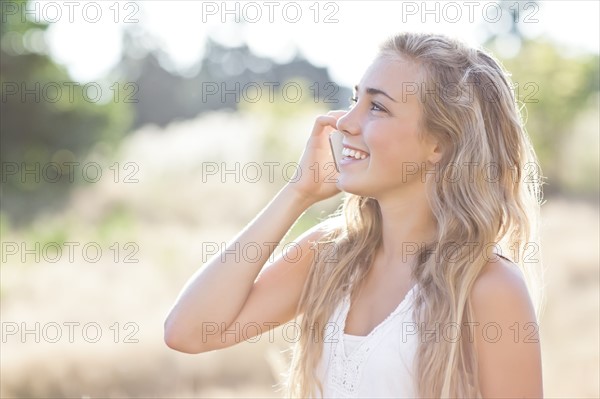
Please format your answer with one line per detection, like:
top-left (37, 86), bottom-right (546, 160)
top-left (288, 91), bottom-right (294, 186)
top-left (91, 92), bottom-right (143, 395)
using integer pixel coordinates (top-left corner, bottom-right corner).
top-left (470, 254), bottom-right (532, 311)
top-left (271, 218), bottom-right (337, 266)
top-left (294, 218), bottom-right (337, 245)
top-left (203, 219), bottom-right (339, 352)
top-left (470, 254), bottom-right (539, 334)
top-left (469, 254), bottom-right (543, 398)
top-left (254, 218), bottom-right (338, 283)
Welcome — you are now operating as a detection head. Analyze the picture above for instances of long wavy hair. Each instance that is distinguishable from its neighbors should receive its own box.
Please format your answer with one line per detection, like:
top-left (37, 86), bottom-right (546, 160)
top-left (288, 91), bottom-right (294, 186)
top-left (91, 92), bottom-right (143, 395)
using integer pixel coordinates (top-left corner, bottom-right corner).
top-left (282, 32), bottom-right (545, 398)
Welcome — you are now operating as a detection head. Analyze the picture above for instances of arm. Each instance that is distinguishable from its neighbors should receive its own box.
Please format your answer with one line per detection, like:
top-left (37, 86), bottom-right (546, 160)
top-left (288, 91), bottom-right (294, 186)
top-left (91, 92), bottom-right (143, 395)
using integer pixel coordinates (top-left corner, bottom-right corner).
top-left (470, 257), bottom-right (544, 398)
top-left (164, 113), bottom-right (345, 354)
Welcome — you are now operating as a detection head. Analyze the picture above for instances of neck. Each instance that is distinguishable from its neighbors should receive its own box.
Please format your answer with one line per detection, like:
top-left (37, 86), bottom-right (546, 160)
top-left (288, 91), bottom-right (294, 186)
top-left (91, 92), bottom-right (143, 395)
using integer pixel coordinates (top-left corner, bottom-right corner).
top-left (375, 186), bottom-right (437, 268)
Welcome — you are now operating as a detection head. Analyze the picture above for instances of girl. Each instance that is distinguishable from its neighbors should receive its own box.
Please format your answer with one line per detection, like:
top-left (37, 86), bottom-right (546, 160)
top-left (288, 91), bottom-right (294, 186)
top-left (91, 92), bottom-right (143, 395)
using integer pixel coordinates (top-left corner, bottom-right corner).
top-left (165, 32), bottom-right (545, 398)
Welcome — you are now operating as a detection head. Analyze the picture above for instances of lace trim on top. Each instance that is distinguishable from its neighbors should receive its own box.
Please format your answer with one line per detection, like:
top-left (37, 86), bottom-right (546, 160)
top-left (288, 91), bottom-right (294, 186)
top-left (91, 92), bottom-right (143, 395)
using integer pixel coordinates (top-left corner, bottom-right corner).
top-left (326, 284), bottom-right (419, 397)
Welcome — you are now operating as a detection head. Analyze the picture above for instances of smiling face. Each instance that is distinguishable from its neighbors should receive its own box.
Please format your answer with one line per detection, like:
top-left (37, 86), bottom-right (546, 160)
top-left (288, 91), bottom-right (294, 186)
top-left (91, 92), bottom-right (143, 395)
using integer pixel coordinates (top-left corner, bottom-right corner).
top-left (335, 55), bottom-right (441, 200)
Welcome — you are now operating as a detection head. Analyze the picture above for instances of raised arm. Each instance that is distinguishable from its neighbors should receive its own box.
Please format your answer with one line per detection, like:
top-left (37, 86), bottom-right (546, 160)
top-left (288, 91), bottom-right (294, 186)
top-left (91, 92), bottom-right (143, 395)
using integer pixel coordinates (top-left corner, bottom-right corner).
top-left (163, 112), bottom-right (345, 354)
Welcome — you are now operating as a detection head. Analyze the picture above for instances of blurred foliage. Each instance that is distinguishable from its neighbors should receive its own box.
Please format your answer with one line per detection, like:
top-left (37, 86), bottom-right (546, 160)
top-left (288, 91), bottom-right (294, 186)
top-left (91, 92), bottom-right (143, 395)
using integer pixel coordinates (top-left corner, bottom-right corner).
top-left (0, 0), bottom-right (598, 229)
top-left (501, 39), bottom-right (599, 195)
top-left (480, 0), bottom-right (599, 196)
top-left (0, 0), bottom-right (134, 225)
top-left (118, 30), bottom-right (350, 130)
top-left (238, 77), bottom-right (338, 161)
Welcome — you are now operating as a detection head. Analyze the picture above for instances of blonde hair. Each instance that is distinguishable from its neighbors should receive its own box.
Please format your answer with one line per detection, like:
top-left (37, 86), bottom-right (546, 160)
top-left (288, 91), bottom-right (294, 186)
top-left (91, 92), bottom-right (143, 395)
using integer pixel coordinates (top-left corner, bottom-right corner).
top-left (282, 32), bottom-right (545, 398)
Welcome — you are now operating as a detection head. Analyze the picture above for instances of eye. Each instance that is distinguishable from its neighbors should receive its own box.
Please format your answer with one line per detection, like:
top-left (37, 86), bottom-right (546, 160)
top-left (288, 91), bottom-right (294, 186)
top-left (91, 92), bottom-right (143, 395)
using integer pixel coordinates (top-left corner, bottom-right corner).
top-left (348, 96), bottom-right (358, 109)
top-left (348, 97), bottom-right (387, 113)
top-left (370, 102), bottom-right (385, 112)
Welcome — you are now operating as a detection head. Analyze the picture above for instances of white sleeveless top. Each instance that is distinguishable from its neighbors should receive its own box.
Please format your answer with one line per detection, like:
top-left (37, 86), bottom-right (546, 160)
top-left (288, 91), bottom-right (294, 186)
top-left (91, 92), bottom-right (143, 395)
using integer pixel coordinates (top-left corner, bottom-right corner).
top-left (314, 284), bottom-right (420, 398)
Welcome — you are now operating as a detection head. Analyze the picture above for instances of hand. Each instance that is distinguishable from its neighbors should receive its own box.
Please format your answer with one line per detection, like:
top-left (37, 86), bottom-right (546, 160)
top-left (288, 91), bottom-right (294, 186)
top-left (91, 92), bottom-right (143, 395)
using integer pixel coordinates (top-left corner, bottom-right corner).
top-left (286, 110), bottom-right (347, 205)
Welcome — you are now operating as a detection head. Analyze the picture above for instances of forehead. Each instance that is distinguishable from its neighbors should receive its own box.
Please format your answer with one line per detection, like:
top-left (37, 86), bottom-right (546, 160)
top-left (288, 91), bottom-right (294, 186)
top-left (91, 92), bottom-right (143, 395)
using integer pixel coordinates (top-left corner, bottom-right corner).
top-left (357, 56), bottom-right (424, 101)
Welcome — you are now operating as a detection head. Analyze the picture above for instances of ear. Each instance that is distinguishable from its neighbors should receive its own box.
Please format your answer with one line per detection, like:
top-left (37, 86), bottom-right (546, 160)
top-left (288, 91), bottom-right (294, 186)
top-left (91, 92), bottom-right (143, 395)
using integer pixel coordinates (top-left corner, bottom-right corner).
top-left (425, 136), bottom-right (443, 166)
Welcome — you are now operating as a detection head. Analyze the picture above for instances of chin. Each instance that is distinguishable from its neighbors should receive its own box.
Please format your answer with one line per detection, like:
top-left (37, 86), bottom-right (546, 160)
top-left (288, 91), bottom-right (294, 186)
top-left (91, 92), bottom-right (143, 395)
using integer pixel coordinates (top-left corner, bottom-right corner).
top-left (336, 177), bottom-right (374, 198)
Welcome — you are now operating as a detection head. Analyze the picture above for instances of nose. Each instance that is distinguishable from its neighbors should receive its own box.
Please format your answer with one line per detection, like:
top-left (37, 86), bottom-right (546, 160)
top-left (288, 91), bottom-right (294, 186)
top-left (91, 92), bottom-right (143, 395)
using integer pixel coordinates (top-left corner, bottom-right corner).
top-left (336, 107), bottom-right (360, 136)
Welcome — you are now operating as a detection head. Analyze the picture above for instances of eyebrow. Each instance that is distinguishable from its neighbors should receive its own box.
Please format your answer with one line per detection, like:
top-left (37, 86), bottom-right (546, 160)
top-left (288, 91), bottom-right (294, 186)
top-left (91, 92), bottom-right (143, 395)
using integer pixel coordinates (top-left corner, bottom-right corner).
top-left (354, 85), bottom-right (398, 103)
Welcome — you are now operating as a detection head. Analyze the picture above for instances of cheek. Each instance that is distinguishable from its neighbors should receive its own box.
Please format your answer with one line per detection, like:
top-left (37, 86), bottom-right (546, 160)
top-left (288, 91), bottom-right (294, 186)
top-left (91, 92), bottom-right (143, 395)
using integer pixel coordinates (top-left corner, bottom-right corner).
top-left (367, 128), bottom-right (424, 171)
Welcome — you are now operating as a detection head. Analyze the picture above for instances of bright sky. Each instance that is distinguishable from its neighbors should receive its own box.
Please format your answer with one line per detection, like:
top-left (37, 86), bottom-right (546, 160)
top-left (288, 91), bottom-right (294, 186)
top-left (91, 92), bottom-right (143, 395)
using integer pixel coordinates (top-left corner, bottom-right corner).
top-left (28, 0), bottom-right (600, 86)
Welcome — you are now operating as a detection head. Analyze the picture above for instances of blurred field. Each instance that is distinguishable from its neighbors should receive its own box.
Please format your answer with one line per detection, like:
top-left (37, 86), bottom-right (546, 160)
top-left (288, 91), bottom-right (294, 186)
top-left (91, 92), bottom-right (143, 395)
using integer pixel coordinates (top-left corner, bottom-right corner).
top-left (1, 110), bottom-right (598, 398)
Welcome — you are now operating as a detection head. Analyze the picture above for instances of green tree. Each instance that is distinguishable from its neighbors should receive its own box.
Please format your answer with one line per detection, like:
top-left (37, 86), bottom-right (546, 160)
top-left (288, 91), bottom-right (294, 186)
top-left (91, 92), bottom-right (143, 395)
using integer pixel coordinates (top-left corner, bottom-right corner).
top-left (500, 39), bottom-right (599, 195)
top-left (0, 0), bottom-right (134, 225)
top-left (481, 1), bottom-right (599, 196)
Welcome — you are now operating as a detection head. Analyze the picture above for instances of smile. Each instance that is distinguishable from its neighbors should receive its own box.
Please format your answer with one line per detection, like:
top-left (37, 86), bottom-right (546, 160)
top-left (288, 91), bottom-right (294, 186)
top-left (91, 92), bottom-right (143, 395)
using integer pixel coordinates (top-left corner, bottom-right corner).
top-left (342, 146), bottom-right (370, 160)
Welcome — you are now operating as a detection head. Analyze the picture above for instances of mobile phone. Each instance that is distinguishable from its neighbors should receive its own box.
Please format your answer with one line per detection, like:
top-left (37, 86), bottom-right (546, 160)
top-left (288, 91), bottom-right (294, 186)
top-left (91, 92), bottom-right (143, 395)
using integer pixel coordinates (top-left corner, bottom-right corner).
top-left (329, 130), bottom-right (344, 172)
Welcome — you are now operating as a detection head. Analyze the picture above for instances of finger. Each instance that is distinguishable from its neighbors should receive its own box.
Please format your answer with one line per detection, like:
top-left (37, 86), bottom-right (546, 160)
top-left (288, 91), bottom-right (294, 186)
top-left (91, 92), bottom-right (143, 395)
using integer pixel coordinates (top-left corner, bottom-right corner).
top-left (310, 115), bottom-right (339, 137)
top-left (327, 110), bottom-right (348, 119)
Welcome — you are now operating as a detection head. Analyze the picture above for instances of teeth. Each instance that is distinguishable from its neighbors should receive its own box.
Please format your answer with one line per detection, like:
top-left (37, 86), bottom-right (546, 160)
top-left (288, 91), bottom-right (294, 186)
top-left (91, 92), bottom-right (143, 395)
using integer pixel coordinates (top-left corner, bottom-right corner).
top-left (342, 147), bottom-right (369, 159)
